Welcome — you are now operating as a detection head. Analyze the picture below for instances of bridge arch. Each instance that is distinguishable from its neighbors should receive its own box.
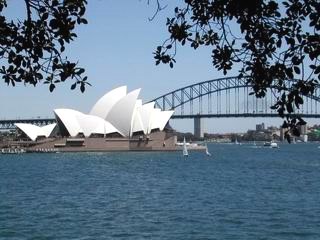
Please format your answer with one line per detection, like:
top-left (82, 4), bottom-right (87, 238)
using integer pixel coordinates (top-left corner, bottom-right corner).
top-left (150, 76), bottom-right (320, 118)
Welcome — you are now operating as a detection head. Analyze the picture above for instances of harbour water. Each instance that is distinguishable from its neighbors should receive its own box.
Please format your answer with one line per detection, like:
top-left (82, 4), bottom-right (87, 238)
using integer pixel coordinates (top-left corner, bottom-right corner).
top-left (0, 143), bottom-right (319, 239)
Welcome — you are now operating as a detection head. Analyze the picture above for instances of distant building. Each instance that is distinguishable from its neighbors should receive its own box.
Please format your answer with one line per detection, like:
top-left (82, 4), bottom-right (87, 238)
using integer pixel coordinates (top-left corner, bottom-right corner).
top-left (298, 124), bottom-right (308, 142)
top-left (298, 124), bottom-right (307, 135)
top-left (256, 123), bottom-right (265, 131)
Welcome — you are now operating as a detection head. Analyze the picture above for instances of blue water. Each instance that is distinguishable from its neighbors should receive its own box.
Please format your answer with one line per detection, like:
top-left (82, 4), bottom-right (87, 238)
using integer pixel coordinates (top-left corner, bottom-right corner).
top-left (0, 143), bottom-right (319, 240)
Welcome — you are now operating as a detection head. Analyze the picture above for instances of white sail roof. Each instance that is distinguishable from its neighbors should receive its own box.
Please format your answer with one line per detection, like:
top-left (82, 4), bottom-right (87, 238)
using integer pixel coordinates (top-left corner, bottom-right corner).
top-left (15, 123), bottom-right (57, 141)
top-left (155, 110), bottom-right (174, 131)
top-left (148, 108), bottom-right (161, 133)
top-left (42, 123), bottom-right (57, 137)
top-left (131, 99), bottom-right (145, 134)
top-left (15, 123), bottom-right (41, 141)
top-left (55, 109), bottom-right (120, 137)
top-left (22, 87), bottom-right (175, 140)
top-left (138, 102), bottom-right (155, 134)
top-left (106, 88), bottom-right (141, 137)
top-left (148, 109), bottom-right (174, 132)
top-left (54, 109), bottom-right (83, 137)
top-left (92, 120), bottom-right (120, 136)
top-left (89, 86), bottom-right (127, 119)
top-left (76, 114), bottom-right (119, 137)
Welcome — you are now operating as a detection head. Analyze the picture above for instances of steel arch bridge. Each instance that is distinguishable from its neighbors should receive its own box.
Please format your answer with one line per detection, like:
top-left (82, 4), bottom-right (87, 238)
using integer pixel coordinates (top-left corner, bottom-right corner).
top-left (1, 76), bottom-right (320, 131)
top-left (150, 76), bottom-right (320, 119)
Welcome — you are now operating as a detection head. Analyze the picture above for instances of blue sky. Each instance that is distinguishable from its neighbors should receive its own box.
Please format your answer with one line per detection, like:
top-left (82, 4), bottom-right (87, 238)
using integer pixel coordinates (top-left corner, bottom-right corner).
top-left (0, 1), bottom-right (318, 133)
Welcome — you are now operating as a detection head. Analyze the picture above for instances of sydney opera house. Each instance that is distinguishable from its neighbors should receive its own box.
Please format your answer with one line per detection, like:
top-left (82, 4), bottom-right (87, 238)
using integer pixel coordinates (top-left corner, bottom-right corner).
top-left (14, 86), bottom-right (178, 152)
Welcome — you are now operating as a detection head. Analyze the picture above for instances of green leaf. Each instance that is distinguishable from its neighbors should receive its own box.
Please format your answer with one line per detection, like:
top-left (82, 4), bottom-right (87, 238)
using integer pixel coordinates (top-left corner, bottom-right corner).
top-left (286, 103), bottom-right (293, 113)
top-left (80, 83), bottom-right (85, 93)
top-left (294, 66), bottom-right (300, 74)
top-left (41, 12), bottom-right (49, 21)
top-left (70, 83), bottom-right (76, 90)
top-left (81, 18), bottom-right (88, 24)
top-left (77, 68), bottom-right (85, 75)
top-left (49, 83), bottom-right (55, 92)
top-left (49, 19), bottom-right (58, 29)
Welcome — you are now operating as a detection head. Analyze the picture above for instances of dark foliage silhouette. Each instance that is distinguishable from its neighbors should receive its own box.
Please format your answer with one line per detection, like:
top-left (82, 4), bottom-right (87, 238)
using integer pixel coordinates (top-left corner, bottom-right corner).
top-left (153, 0), bottom-right (319, 140)
top-left (0, 0), bottom-right (89, 92)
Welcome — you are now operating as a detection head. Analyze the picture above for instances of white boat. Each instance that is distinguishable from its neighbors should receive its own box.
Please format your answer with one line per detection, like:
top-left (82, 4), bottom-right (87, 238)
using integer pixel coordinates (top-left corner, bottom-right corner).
top-left (264, 141), bottom-right (279, 148)
top-left (205, 144), bottom-right (211, 156)
top-left (270, 142), bottom-right (278, 148)
top-left (1, 148), bottom-right (26, 154)
top-left (182, 137), bottom-right (188, 157)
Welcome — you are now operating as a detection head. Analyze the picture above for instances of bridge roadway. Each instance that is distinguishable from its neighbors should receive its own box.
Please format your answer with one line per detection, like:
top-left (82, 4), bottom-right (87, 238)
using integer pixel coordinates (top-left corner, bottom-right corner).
top-left (171, 113), bottom-right (320, 119)
top-left (1, 113), bottom-right (320, 130)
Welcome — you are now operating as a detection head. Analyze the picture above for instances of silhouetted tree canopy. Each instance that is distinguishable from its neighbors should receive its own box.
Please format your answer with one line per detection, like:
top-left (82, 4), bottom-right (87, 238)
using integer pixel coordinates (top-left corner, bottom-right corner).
top-left (154, 0), bottom-right (319, 140)
top-left (0, 0), bottom-right (89, 92)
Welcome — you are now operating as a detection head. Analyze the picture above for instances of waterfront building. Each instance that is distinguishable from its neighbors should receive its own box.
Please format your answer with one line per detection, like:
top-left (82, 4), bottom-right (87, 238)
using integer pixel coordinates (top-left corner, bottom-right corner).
top-left (13, 86), bottom-right (178, 151)
top-left (256, 123), bottom-right (265, 131)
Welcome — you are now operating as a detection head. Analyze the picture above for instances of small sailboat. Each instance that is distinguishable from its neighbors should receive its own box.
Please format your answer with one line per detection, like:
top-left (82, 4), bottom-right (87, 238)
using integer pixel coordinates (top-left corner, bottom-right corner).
top-left (205, 144), bottom-right (211, 156)
top-left (182, 137), bottom-right (188, 157)
top-left (235, 138), bottom-right (241, 145)
top-left (292, 137), bottom-right (296, 144)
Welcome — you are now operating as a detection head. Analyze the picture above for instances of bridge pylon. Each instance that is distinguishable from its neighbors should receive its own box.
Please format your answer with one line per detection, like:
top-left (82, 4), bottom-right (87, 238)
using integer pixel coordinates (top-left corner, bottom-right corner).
top-left (194, 116), bottom-right (204, 138)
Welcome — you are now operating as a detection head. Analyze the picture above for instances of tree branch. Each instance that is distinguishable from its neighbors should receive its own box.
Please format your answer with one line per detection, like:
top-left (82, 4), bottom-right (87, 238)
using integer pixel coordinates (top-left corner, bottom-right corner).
top-left (147, 0), bottom-right (167, 21)
top-left (24, 0), bottom-right (32, 43)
